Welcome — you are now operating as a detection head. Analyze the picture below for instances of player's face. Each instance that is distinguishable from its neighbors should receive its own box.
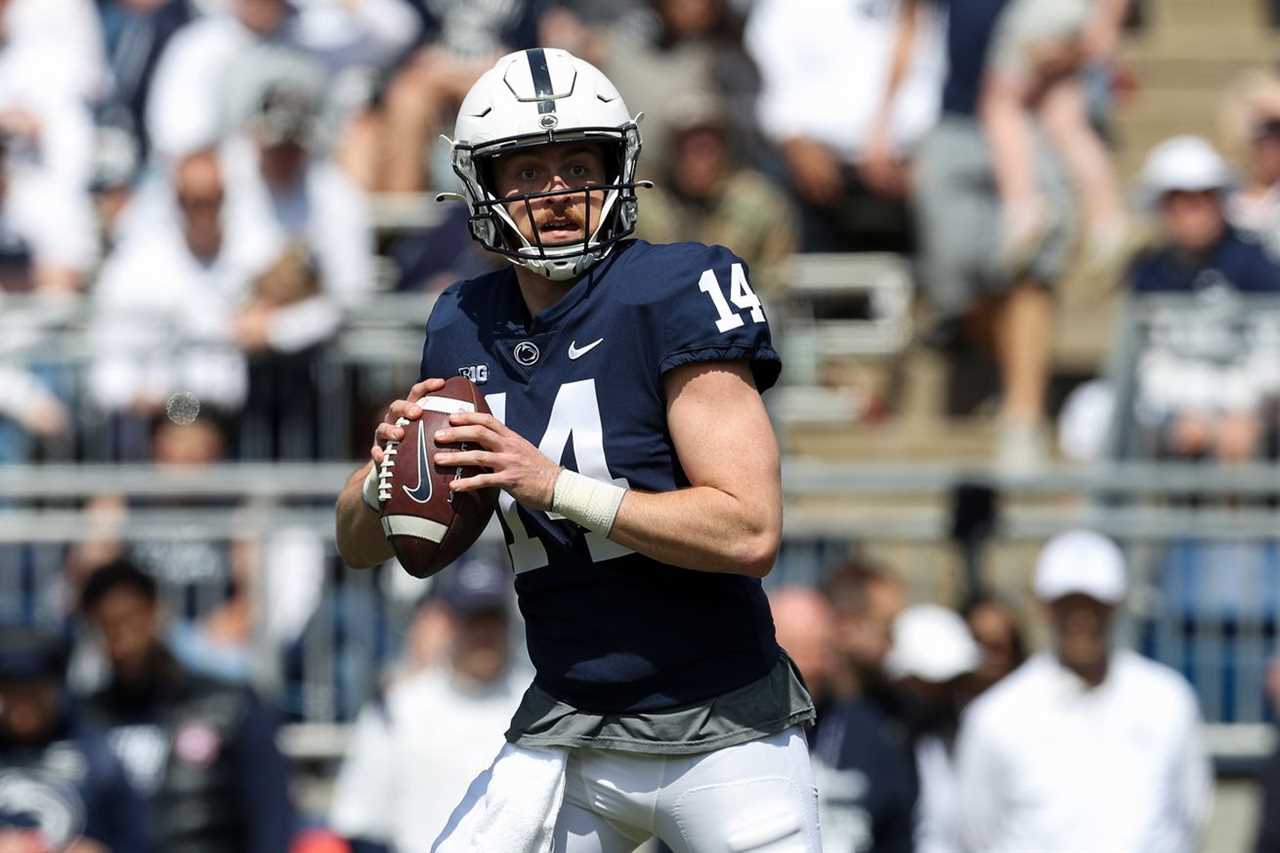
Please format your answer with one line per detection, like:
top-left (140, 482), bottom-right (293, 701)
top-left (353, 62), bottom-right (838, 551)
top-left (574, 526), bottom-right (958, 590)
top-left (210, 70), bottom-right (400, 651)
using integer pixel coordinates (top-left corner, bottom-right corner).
top-left (492, 143), bottom-right (608, 248)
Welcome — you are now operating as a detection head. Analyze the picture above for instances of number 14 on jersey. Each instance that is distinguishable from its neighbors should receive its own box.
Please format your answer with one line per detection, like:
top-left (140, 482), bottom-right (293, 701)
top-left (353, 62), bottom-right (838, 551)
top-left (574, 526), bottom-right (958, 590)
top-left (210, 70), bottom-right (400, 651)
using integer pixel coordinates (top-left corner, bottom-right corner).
top-left (699, 263), bottom-right (765, 333)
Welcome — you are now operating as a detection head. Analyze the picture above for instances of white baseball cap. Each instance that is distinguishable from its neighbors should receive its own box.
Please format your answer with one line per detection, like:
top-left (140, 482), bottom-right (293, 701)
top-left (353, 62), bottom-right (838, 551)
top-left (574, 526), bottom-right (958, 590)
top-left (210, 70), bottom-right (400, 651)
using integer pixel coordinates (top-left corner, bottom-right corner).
top-left (885, 604), bottom-right (981, 683)
top-left (1137, 135), bottom-right (1234, 209)
top-left (1033, 529), bottom-right (1128, 604)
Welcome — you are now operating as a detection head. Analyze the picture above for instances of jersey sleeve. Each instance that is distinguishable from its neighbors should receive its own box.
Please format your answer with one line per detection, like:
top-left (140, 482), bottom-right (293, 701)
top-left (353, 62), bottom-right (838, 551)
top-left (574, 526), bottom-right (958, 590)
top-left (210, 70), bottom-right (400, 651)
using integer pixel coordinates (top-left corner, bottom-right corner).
top-left (656, 244), bottom-right (782, 392)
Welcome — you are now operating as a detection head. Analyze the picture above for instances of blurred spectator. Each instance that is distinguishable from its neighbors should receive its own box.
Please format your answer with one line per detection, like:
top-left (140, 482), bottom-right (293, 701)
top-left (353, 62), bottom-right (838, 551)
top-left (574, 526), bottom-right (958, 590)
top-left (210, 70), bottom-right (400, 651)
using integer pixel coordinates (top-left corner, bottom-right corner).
top-left (746, 0), bottom-right (944, 252)
top-left (0, 627), bottom-right (149, 853)
top-left (961, 595), bottom-right (1027, 695)
top-left (226, 68), bottom-right (375, 315)
top-left (772, 587), bottom-right (916, 853)
top-left (79, 558), bottom-right (298, 853)
top-left (1128, 136), bottom-right (1280, 463)
top-left (1222, 69), bottom-right (1280, 256)
top-left (635, 91), bottom-right (796, 299)
top-left (874, 0), bottom-right (1076, 474)
top-left (90, 122), bottom-right (144, 254)
top-left (95, 0), bottom-right (197, 161)
top-left (0, 0), bottom-right (106, 292)
top-left (982, 0), bottom-right (1130, 270)
top-left (885, 604), bottom-right (981, 853)
top-left (820, 556), bottom-right (907, 711)
top-left (0, 364), bottom-right (70, 459)
top-left (146, 0), bottom-right (420, 162)
top-left (69, 417), bottom-right (326, 686)
top-left (355, 0), bottom-right (548, 192)
top-left (236, 246), bottom-right (342, 459)
top-left (90, 149), bottom-right (252, 452)
top-left (386, 204), bottom-right (500, 293)
top-left (329, 560), bottom-right (527, 853)
top-left (593, 0), bottom-right (760, 170)
top-left (956, 530), bottom-right (1212, 853)
top-left (219, 65), bottom-right (375, 458)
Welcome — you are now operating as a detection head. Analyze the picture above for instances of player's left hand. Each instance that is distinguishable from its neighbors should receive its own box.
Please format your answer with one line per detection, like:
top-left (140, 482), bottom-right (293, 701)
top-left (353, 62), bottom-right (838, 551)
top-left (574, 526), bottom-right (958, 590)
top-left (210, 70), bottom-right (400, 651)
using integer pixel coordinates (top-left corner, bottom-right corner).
top-left (433, 412), bottom-right (559, 511)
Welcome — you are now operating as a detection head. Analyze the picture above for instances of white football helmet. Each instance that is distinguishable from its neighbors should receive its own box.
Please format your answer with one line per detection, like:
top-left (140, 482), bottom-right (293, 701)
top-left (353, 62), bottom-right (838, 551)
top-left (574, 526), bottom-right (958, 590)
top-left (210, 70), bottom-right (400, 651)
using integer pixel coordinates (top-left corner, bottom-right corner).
top-left (441, 49), bottom-right (647, 281)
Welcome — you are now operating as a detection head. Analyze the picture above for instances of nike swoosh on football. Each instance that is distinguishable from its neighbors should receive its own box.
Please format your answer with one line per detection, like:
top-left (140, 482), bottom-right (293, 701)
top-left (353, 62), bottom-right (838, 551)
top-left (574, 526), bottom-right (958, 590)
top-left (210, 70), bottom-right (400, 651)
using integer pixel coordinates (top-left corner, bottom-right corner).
top-left (402, 422), bottom-right (433, 504)
top-left (568, 338), bottom-right (605, 360)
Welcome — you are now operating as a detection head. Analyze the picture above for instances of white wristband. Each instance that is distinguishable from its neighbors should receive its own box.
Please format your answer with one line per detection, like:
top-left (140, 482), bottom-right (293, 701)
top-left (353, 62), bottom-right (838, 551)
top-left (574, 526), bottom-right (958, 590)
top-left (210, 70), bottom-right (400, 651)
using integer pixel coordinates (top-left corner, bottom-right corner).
top-left (361, 464), bottom-right (382, 513)
top-left (551, 469), bottom-right (626, 535)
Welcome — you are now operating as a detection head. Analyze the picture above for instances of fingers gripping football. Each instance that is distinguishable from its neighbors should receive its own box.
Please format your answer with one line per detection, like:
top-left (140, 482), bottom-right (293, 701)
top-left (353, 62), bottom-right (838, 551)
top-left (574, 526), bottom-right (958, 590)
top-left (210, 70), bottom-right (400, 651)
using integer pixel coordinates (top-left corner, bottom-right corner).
top-left (370, 378), bottom-right (446, 465)
top-left (434, 412), bottom-right (560, 511)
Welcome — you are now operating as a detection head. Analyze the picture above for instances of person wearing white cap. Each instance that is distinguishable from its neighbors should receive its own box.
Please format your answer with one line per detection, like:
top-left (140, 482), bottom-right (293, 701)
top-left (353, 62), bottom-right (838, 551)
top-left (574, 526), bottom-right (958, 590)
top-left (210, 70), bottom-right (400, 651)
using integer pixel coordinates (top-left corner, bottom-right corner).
top-left (885, 604), bottom-right (981, 853)
top-left (1128, 135), bottom-right (1280, 464)
top-left (955, 529), bottom-right (1212, 853)
top-left (1131, 135), bottom-right (1279, 295)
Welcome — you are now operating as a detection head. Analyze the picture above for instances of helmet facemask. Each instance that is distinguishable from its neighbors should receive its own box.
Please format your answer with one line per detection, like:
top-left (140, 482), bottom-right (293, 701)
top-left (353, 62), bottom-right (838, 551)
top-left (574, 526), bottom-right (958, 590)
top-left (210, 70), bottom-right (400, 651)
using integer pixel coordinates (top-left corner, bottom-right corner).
top-left (450, 124), bottom-right (646, 281)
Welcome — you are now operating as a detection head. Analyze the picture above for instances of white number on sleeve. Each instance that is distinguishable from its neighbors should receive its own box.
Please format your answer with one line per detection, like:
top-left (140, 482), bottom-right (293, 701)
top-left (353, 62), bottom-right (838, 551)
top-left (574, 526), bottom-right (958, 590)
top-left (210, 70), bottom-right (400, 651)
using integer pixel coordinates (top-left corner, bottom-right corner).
top-left (698, 263), bottom-right (764, 332)
top-left (485, 380), bottom-right (633, 574)
top-left (730, 263), bottom-right (765, 323)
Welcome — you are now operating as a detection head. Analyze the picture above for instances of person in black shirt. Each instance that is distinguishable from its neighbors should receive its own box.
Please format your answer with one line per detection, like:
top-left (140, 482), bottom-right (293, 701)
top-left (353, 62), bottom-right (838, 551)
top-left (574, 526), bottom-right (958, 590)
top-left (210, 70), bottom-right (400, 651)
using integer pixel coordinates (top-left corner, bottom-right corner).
top-left (0, 628), bottom-right (149, 853)
top-left (773, 587), bottom-right (917, 853)
top-left (78, 559), bottom-right (296, 853)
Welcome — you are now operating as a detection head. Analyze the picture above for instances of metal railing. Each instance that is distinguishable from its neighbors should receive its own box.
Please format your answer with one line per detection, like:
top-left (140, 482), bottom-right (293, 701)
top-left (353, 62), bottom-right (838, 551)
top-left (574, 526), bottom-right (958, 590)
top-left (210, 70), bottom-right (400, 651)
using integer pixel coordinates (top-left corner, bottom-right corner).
top-left (3, 285), bottom-right (1280, 764)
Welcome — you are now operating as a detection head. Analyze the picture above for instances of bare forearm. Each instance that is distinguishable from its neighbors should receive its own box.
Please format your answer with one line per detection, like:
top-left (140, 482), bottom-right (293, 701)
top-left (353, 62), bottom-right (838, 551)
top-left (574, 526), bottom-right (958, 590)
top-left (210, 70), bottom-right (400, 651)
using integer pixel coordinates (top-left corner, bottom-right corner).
top-left (607, 486), bottom-right (780, 578)
top-left (335, 463), bottom-right (394, 568)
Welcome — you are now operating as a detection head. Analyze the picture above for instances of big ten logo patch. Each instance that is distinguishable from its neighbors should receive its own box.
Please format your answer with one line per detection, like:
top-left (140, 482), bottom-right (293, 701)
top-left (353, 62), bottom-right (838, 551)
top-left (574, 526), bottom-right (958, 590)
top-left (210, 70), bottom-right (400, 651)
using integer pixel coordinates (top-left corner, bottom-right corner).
top-left (459, 364), bottom-right (489, 384)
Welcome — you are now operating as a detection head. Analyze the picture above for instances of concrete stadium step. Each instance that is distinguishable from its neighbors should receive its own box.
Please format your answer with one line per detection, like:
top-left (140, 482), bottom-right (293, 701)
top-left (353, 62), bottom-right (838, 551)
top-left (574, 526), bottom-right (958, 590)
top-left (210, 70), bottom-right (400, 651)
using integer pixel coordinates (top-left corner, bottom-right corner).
top-left (785, 419), bottom-right (998, 462)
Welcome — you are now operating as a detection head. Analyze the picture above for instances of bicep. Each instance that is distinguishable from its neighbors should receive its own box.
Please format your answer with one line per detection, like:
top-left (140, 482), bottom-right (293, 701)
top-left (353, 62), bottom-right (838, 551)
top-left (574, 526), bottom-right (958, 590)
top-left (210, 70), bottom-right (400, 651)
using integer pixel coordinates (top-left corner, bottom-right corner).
top-left (663, 360), bottom-right (780, 502)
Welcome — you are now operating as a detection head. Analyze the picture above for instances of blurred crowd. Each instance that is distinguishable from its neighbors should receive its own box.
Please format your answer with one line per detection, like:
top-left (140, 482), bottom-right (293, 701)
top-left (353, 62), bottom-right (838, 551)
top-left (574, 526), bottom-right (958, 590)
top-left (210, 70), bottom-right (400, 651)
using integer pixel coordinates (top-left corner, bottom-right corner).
top-left (5, 0), bottom-right (1280, 849)
top-left (3, 531), bottom-right (1234, 852)
top-left (0, 0), bottom-right (1275, 473)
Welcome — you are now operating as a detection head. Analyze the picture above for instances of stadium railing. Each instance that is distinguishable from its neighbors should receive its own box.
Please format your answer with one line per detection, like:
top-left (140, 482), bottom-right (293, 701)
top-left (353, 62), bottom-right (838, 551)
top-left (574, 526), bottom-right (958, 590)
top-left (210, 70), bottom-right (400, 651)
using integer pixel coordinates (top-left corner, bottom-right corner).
top-left (3, 277), bottom-right (1280, 768)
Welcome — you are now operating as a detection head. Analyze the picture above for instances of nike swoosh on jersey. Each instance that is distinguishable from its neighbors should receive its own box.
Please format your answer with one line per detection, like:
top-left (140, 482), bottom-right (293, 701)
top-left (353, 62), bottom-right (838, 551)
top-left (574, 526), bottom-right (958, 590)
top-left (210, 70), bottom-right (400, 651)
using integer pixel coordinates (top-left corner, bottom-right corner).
top-left (402, 422), bottom-right (433, 504)
top-left (568, 338), bottom-right (604, 360)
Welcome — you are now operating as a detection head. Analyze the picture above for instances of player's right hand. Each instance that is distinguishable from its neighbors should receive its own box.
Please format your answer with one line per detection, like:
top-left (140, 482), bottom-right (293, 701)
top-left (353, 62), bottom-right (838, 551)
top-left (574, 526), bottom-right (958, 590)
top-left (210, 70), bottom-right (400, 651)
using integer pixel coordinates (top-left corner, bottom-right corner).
top-left (371, 378), bottom-right (446, 466)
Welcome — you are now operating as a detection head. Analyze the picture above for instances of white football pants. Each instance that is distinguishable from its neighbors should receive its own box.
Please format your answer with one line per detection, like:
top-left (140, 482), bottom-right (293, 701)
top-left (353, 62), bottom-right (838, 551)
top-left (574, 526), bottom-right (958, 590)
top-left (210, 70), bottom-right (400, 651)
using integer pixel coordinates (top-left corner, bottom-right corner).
top-left (553, 727), bottom-right (821, 853)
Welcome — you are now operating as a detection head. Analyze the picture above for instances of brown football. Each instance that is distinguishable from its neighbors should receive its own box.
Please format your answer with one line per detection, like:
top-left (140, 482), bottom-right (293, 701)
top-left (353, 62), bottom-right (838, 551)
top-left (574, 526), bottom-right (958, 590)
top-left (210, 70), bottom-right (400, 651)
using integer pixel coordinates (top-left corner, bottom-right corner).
top-left (378, 376), bottom-right (499, 578)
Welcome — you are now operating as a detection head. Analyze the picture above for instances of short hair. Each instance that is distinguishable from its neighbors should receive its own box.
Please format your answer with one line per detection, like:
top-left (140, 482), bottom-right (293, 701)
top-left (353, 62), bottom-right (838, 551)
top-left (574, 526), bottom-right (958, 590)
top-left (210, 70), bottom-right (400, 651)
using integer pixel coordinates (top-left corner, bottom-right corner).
top-left (80, 558), bottom-right (158, 614)
top-left (820, 554), bottom-right (896, 615)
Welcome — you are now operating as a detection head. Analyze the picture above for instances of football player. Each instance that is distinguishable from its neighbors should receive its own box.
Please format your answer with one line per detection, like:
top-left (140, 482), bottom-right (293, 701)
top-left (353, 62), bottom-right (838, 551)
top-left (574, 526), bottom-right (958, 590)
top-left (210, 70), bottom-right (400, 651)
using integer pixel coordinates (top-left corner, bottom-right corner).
top-left (335, 48), bottom-right (819, 852)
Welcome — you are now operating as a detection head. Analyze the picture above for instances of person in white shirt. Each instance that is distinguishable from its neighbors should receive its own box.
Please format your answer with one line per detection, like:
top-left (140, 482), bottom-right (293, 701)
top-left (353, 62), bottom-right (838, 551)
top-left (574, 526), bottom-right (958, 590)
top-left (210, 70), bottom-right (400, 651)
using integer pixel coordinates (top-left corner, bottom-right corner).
top-left (955, 529), bottom-right (1213, 853)
top-left (146, 0), bottom-right (420, 160)
top-left (743, 0), bottom-right (944, 251)
top-left (0, 0), bottom-right (106, 290)
top-left (329, 559), bottom-right (529, 853)
top-left (884, 604), bottom-right (982, 853)
top-left (90, 149), bottom-right (252, 434)
top-left (222, 63), bottom-right (376, 316)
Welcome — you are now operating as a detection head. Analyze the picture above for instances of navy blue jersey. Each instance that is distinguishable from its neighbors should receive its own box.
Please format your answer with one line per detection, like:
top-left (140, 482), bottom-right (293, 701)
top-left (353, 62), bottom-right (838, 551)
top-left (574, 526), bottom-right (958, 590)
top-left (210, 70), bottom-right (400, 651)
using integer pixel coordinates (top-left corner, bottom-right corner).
top-left (0, 712), bottom-right (151, 852)
top-left (419, 239), bottom-right (783, 713)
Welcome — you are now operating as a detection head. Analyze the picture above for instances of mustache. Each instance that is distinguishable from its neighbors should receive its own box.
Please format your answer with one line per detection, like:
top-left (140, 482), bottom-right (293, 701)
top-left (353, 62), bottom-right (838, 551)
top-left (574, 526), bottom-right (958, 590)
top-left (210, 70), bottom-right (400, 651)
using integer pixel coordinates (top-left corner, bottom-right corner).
top-left (533, 207), bottom-right (587, 232)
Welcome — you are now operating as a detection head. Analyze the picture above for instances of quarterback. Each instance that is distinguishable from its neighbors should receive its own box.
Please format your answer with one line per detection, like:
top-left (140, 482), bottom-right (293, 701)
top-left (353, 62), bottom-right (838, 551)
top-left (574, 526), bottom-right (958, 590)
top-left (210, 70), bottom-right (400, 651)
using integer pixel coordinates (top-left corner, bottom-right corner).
top-left (335, 48), bottom-right (819, 853)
